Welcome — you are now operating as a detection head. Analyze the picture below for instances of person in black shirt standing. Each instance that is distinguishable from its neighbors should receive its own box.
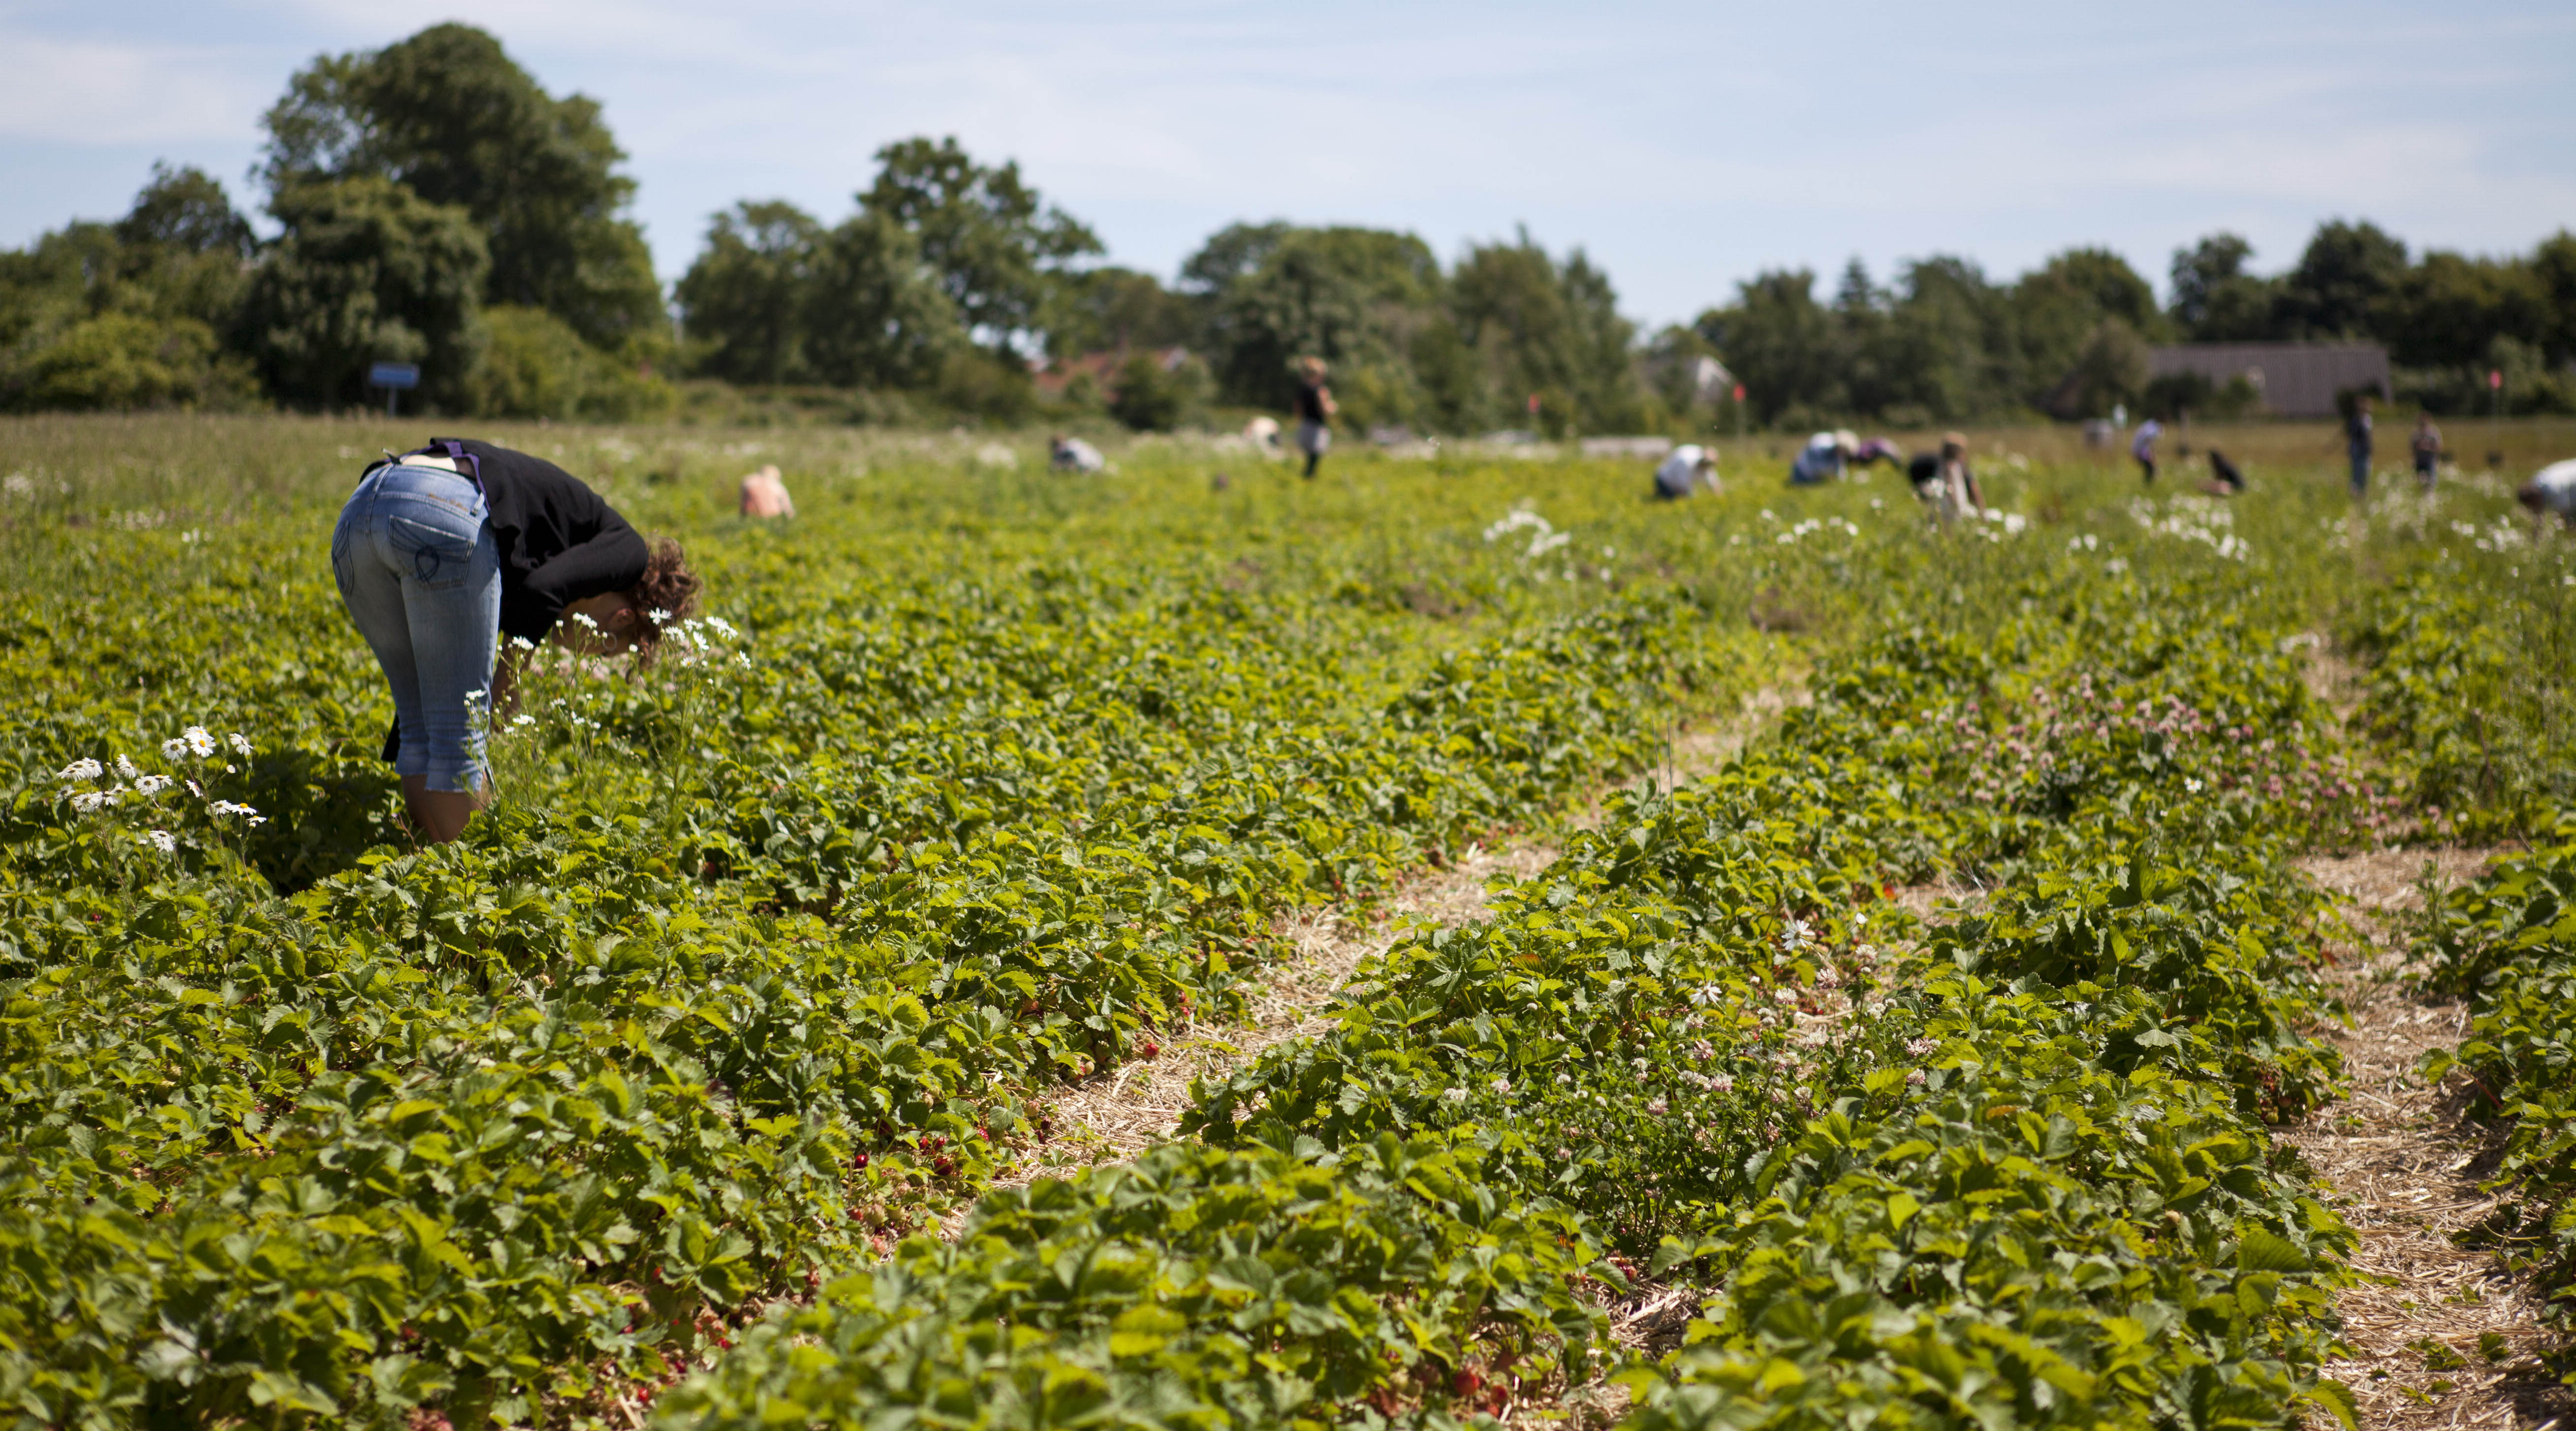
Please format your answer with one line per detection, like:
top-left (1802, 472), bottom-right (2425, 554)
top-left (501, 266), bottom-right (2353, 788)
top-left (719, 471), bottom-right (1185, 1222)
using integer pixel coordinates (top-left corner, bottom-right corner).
top-left (1292, 356), bottom-right (1336, 479)
top-left (331, 437), bottom-right (700, 843)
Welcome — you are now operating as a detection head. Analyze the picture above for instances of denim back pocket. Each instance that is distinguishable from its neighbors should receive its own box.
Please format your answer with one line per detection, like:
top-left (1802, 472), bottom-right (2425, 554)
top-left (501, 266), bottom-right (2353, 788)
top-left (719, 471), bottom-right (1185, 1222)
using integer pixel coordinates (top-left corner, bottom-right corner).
top-left (388, 514), bottom-right (479, 588)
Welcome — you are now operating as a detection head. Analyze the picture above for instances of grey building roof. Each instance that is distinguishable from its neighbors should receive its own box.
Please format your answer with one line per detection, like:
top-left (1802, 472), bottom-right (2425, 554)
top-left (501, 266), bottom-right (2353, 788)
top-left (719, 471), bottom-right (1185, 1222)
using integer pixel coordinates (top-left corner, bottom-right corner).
top-left (2147, 343), bottom-right (2390, 419)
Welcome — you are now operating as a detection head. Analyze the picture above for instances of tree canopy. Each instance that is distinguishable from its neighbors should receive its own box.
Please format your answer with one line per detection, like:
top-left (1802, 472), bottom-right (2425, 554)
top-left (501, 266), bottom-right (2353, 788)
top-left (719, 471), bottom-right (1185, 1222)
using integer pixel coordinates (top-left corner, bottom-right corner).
top-left (859, 136), bottom-right (1100, 354)
top-left (259, 23), bottom-right (662, 349)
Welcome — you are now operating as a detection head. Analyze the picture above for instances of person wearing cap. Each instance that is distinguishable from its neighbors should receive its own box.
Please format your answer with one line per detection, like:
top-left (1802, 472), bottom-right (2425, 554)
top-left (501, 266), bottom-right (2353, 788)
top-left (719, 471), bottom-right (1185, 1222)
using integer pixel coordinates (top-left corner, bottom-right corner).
top-left (1789, 431), bottom-right (1851, 486)
top-left (1654, 444), bottom-right (1720, 499)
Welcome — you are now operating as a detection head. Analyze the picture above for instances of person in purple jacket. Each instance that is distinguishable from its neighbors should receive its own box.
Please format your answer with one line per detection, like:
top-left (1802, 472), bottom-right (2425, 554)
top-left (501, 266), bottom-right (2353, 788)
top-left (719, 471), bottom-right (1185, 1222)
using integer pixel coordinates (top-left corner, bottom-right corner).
top-left (331, 437), bottom-right (701, 843)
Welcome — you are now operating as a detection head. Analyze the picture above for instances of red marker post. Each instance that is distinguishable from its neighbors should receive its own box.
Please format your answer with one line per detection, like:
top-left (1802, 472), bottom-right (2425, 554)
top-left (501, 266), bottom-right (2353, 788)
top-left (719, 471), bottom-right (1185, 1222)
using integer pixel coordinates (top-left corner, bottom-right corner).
top-left (2490, 368), bottom-right (2505, 465)
top-left (1732, 384), bottom-right (1747, 441)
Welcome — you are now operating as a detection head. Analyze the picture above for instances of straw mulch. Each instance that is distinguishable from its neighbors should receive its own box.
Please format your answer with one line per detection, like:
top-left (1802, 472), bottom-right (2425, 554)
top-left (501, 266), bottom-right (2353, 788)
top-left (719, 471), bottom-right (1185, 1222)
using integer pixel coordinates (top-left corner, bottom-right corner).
top-left (2289, 847), bottom-right (2571, 1431)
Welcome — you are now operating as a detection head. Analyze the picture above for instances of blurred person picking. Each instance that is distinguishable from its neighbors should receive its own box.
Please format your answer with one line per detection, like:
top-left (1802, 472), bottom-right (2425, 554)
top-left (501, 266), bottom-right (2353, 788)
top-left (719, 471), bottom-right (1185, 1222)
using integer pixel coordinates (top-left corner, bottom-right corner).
top-left (333, 438), bottom-right (700, 845)
top-left (1849, 436), bottom-right (1905, 469)
top-left (1654, 443), bottom-right (1720, 499)
top-left (1293, 357), bottom-right (1337, 478)
top-left (1050, 434), bottom-right (1107, 473)
top-left (2520, 459), bottom-right (2576, 528)
top-left (2131, 417), bottom-right (2162, 484)
top-left (2344, 393), bottom-right (2376, 498)
top-left (2411, 414), bottom-right (2443, 490)
top-left (2202, 449), bottom-right (2248, 497)
top-left (1789, 431), bottom-right (1851, 486)
top-left (738, 464), bottom-right (794, 518)
top-left (1915, 432), bottom-right (1983, 523)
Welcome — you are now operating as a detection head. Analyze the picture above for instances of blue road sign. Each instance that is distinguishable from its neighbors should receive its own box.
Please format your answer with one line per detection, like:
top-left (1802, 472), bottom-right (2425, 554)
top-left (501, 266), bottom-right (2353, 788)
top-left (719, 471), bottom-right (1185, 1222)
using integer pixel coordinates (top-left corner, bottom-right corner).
top-left (369, 363), bottom-right (421, 390)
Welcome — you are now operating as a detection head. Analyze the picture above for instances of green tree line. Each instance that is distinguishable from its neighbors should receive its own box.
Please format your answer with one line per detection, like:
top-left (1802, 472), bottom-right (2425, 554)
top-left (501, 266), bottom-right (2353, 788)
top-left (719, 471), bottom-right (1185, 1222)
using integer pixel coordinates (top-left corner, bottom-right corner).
top-left (5, 21), bottom-right (2574, 428)
top-left (1704, 225), bottom-right (2576, 429)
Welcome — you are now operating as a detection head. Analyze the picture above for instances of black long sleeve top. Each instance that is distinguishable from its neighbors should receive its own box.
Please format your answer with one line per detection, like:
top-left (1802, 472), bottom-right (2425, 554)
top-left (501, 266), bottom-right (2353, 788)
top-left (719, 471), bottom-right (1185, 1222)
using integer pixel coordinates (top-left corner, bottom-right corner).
top-left (434, 438), bottom-right (649, 643)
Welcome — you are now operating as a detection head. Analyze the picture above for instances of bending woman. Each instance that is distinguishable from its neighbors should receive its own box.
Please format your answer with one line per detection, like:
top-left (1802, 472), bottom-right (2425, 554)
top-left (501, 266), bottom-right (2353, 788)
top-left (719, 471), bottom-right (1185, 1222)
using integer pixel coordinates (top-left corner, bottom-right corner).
top-left (331, 437), bottom-right (701, 843)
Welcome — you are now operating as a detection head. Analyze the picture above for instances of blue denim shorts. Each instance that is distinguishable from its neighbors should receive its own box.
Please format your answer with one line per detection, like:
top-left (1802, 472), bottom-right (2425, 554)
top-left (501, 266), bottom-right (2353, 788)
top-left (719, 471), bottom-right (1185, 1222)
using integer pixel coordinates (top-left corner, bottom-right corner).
top-left (331, 464), bottom-right (499, 794)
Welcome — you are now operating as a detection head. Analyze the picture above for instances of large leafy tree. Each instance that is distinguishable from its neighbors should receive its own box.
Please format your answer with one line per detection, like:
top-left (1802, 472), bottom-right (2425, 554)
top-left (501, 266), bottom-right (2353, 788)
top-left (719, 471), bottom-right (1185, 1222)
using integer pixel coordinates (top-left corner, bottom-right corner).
top-left (674, 202), bottom-right (828, 384)
top-left (259, 24), bottom-right (661, 349)
top-left (238, 176), bottom-right (489, 411)
top-left (803, 213), bottom-right (959, 389)
top-left (1190, 224), bottom-right (1442, 411)
top-left (0, 166), bottom-right (263, 412)
top-left (858, 136), bottom-right (1100, 355)
top-left (1698, 269), bottom-right (1838, 424)
top-left (2167, 232), bottom-right (2280, 339)
top-left (2277, 219), bottom-right (2409, 340)
top-left (1449, 231), bottom-right (1640, 436)
top-left (671, 199), bottom-right (958, 390)
top-left (2010, 247), bottom-right (2164, 414)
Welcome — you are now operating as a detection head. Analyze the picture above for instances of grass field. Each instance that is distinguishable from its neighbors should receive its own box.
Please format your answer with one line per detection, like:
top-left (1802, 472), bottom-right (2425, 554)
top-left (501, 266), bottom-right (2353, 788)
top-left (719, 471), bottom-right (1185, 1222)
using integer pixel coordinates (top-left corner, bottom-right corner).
top-left (1, 414), bottom-right (2573, 1429)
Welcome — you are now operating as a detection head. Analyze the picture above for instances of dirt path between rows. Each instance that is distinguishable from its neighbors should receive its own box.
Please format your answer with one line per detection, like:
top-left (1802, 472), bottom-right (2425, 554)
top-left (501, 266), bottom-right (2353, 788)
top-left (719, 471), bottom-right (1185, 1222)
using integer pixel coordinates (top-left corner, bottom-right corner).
top-left (999, 682), bottom-right (1806, 1187)
top-left (2291, 848), bottom-right (2570, 1431)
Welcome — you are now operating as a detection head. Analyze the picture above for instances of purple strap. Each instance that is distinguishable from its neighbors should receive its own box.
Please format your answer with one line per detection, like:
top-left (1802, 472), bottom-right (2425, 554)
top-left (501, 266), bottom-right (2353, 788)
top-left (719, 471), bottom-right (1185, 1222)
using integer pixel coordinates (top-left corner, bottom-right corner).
top-left (387, 437), bottom-right (485, 498)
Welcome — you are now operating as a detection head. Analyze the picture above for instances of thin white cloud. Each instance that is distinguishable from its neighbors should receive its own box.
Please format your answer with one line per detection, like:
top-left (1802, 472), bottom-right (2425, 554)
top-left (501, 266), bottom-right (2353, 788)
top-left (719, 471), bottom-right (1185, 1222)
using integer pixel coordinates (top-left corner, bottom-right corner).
top-left (0, 32), bottom-right (269, 144)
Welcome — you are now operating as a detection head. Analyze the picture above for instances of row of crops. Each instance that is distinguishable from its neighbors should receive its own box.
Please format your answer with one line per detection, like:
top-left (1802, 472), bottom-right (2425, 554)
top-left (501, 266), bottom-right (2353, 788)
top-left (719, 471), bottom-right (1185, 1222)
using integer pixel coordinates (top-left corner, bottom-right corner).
top-left (1, 419), bottom-right (2571, 1428)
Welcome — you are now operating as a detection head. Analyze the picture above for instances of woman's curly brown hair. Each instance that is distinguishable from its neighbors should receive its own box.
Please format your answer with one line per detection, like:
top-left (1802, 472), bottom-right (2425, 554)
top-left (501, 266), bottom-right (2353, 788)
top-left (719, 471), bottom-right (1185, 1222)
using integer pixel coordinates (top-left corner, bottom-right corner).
top-left (628, 537), bottom-right (703, 660)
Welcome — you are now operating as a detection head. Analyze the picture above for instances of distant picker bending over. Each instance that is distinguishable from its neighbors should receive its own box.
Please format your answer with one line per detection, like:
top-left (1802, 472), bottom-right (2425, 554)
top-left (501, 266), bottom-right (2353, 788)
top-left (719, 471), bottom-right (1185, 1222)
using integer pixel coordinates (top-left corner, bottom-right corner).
top-left (1653, 443), bottom-right (1720, 499)
top-left (332, 438), bottom-right (701, 844)
top-left (1292, 356), bottom-right (1337, 479)
top-left (1911, 432), bottom-right (1983, 524)
top-left (1788, 431), bottom-right (1853, 486)
top-left (2131, 417), bottom-right (2162, 484)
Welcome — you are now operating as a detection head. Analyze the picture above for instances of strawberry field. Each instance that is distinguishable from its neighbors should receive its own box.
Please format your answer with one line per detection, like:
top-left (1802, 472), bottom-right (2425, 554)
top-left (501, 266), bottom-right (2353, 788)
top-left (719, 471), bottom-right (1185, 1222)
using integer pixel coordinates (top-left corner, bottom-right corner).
top-left (1, 417), bottom-right (2573, 1429)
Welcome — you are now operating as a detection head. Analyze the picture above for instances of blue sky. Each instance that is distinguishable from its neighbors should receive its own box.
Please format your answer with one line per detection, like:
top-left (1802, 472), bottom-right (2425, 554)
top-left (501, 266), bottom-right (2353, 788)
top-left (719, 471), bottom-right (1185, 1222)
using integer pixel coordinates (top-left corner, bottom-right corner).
top-left (6, 0), bottom-right (2573, 328)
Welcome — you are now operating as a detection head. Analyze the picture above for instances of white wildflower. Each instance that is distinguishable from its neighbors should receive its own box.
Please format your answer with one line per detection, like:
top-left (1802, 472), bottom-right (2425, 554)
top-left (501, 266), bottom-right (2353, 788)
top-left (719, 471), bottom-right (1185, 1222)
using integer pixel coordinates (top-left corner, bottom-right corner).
top-left (132, 775), bottom-right (170, 796)
top-left (1709, 1075), bottom-right (1735, 1094)
top-left (161, 739), bottom-right (188, 760)
top-left (1646, 1097), bottom-right (1668, 1116)
top-left (184, 727), bottom-right (217, 758)
top-left (58, 759), bottom-right (101, 782)
top-left (2184, 778), bottom-right (2204, 794)
top-left (115, 755), bottom-right (139, 781)
top-left (142, 830), bottom-right (175, 853)
top-left (209, 801), bottom-right (260, 818)
top-left (70, 792), bottom-right (106, 814)
top-left (648, 608), bottom-right (673, 625)
top-left (1490, 1076), bottom-right (1512, 1095)
top-left (227, 732), bottom-right (252, 756)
